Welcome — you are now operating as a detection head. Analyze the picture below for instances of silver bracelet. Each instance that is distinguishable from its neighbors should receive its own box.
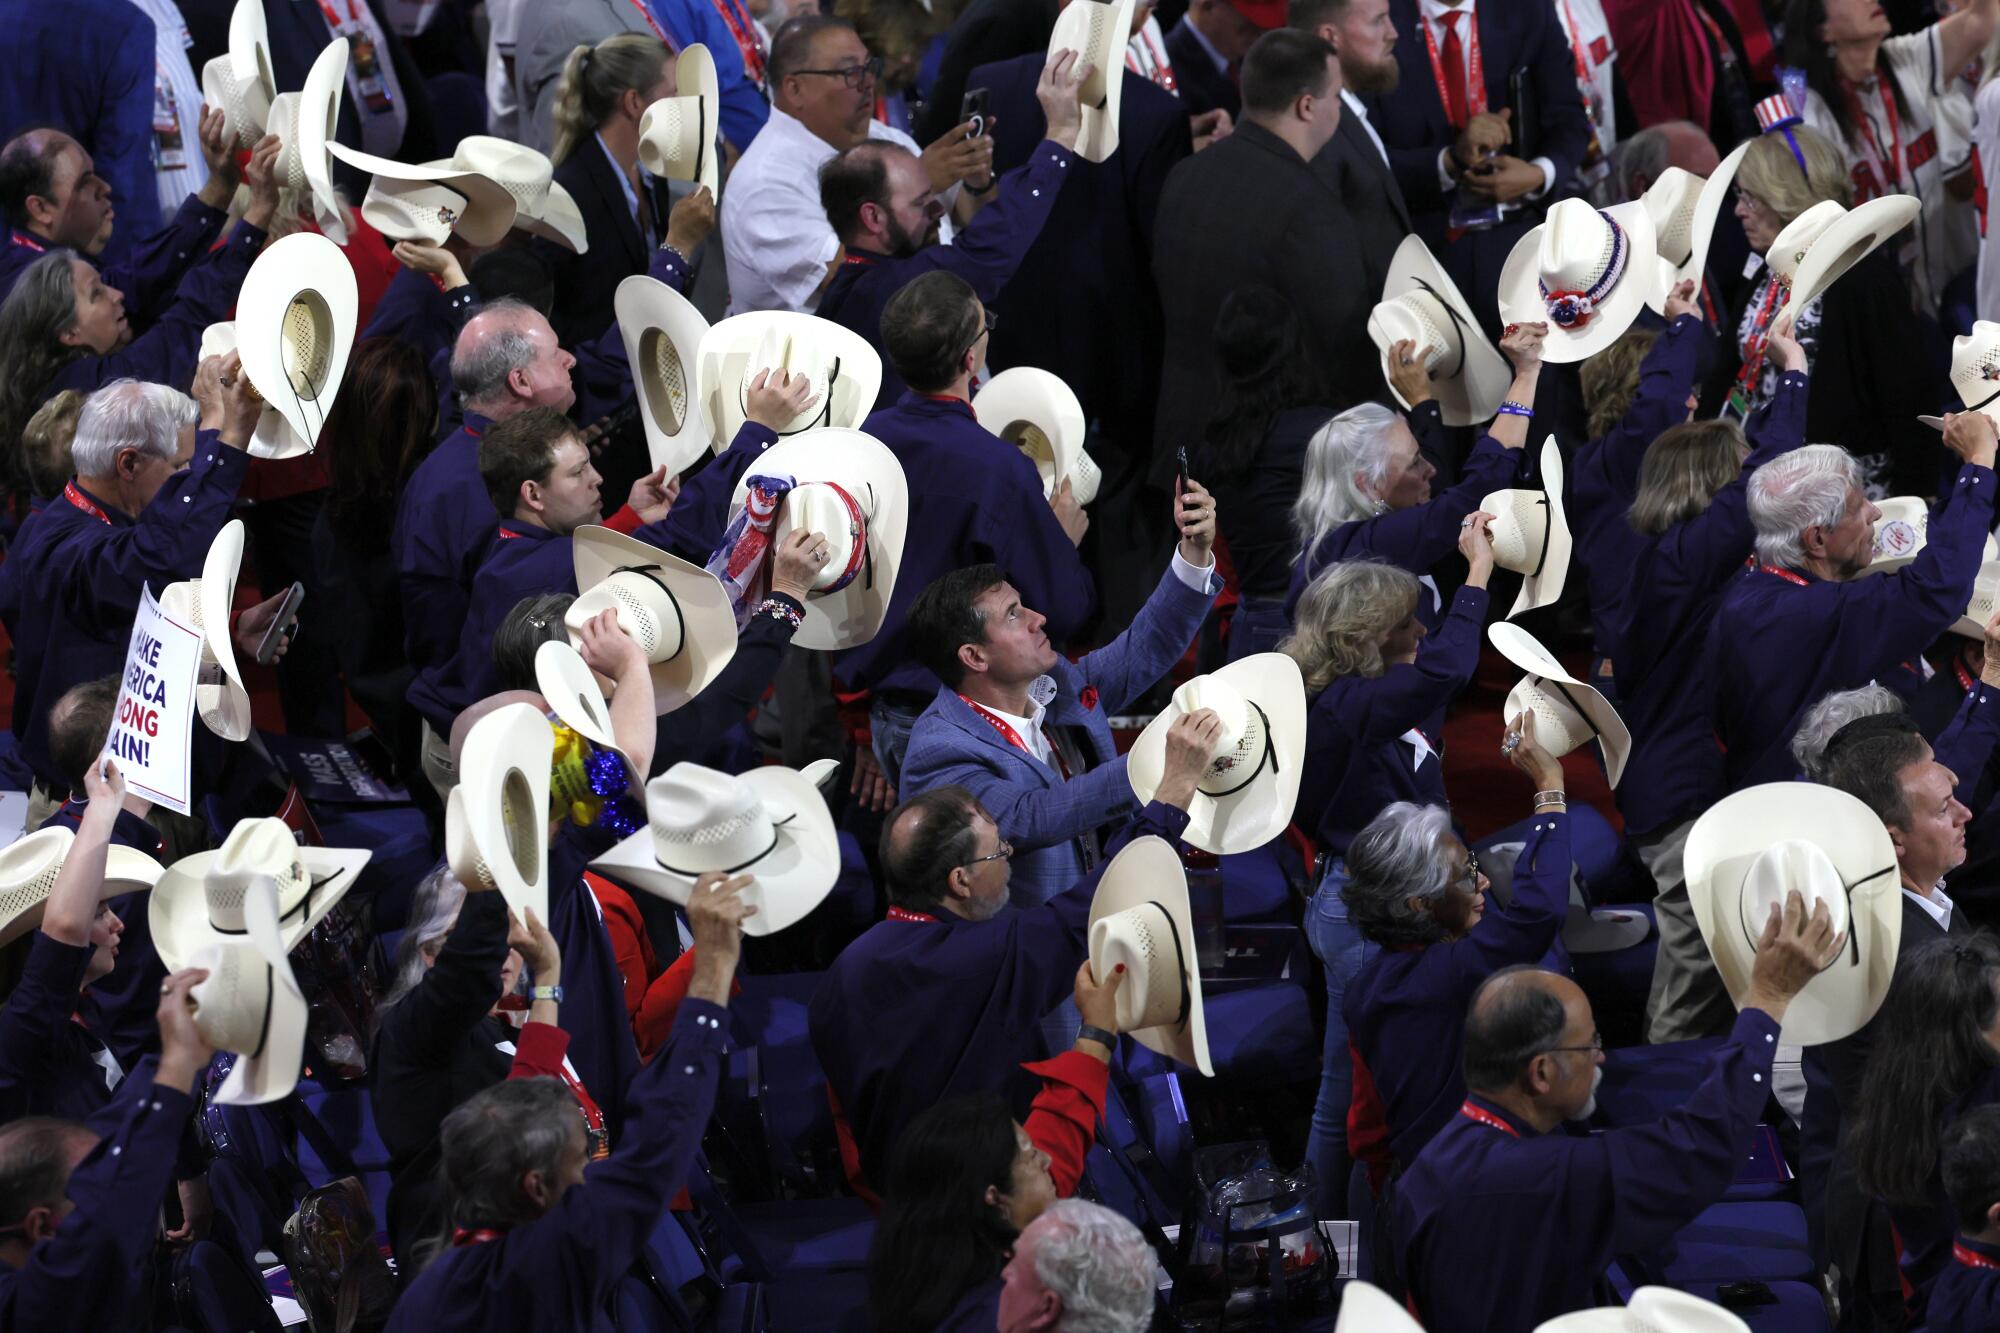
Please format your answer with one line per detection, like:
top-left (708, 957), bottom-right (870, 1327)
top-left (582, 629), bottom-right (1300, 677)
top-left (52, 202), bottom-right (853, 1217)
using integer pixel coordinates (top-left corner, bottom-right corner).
top-left (1532, 790), bottom-right (1567, 807)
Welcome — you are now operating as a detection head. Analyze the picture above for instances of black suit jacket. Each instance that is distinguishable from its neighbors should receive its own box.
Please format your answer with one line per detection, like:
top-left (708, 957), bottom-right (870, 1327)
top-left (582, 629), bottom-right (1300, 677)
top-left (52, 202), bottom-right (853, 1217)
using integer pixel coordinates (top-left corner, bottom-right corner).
top-left (1152, 119), bottom-right (1374, 473)
top-left (973, 53), bottom-right (1191, 457)
top-left (1163, 18), bottom-right (1238, 120)
top-left (536, 141), bottom-right (677, 348)
top-left (1314, 105), bottom-right (1412, 297)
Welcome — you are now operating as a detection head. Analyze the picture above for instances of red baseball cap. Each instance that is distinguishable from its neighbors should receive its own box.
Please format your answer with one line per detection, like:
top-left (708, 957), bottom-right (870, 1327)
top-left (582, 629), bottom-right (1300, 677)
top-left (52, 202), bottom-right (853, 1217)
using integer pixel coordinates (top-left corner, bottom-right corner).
top-left (1230, 0), bottom-right (1289, 29)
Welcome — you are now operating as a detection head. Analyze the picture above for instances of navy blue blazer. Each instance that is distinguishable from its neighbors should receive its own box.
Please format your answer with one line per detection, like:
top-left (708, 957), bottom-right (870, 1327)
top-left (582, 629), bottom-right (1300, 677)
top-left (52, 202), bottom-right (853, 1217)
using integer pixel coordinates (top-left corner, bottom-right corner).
top-left (537, 137), bottom-right (680, 349)
top-left (0, 194), bottom-right (227, 326)
top-left (972, 53), bottom-right (1191, 447)
top-left (0, 437), bottom-right (249, 791)
top-left (809, 800), bottom-right (1189, 1189)
top-left (1163, 17), bottom-right (1238, 119)
top-left (817, 138), bottom-right (1074, 410)
top-left (900, 560), bottom-right (1218, 906)
top-left (1711, 461), bottom-right (1998, 790)
top-left (1393, 1006), bottom-right (1784, 1333)
top-left (836, 393), bottom-right (1095, 697)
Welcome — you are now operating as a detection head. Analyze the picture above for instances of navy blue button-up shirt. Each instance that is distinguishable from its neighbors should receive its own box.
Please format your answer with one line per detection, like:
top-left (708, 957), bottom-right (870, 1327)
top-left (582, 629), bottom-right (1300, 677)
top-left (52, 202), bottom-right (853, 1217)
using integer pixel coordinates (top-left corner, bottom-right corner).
top-left (0, 193), bottom-right (226, 326)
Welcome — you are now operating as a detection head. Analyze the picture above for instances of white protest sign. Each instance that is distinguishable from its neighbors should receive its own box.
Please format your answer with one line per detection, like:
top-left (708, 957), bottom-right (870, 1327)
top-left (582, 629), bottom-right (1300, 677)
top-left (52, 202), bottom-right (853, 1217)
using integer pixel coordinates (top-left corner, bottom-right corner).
top-left (104, 584), bottom-right (203, 815)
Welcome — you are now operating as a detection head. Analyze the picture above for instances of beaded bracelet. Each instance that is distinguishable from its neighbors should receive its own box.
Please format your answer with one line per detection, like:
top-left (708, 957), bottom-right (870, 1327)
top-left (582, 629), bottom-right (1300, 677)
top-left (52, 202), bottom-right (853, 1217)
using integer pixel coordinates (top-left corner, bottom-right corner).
top-left (758, 598), bottom-right (804, 630)
top-left (1496, 401), bottom-right (1534, 419)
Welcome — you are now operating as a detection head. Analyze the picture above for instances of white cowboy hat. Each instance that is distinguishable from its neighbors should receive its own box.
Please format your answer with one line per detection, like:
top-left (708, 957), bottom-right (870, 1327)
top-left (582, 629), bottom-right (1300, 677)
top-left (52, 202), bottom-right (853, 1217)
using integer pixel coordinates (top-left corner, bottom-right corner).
top-left (155, 519), bottom-right (252, 742)
top-left (637, 45), bottom-right (722, 200)
top-left (0, 826), bottom-right (164, 947)
top-left (1369, 234), bottom-right (1514, 427)
top-left (190, 875), bottom-right (310, 1105)
top-left (198, 323), bottom-right (309, 460)
top-left (267, 38), bottom-right (350, 244)
top-left (443, 703), bottom-right (553, 925)
top-left (1536, 1286), bottom-right (1752, 1333)
top-left (325, 141), bottom-right (520, 248)
top-left (589, 761), bottom-right (839, 936)
top-left (1769, 195), bottom-right (1920, 324)
top-left (1488, 622), bottom-right (1631, 787)
top-left (566, 526), bottom-right (739, 714)
top-left (1126, 654), bottom-right (1306, 855)
top-left (1861, 496), bottom-right (1929, 576)
top-left (1088, 835), bottom-right (1209, 1074)
top-left (534, 638), bottom-right (639, 786)
top-left (1643, 138), bottom-right (1750, 315)
top-left (450, 137), bottom-right (588, 253)
top-left (1684, 782), bottom-right (1901, 1046)
top-left (1955, 559), bottom-right (2000, 638)
top-left (1049, 0), bottom-right (1138, 163)
top-left (726, 430), bottom-right (910, 651)
top-left (1337, 1281), bottom-right (1423, 1333)
top-left (149, 816), bottom-right (370, 970)
top-left (971, 366), bottom-right (1101, 504)
top-left (1481, 436), bottom-right (1570, 620)
top-left (1499, 199), bottom-right (1662, 363)
top-left (232, 232), bottom-right (358, 453)
top-left (201, 0), bottom-right (277, 151)
top-left (1918, 321), bottom-right (2000, 434)
top-left (616, 275), bottom-right (712, 474)
top-left (698, 312), bottom-right (883, 445)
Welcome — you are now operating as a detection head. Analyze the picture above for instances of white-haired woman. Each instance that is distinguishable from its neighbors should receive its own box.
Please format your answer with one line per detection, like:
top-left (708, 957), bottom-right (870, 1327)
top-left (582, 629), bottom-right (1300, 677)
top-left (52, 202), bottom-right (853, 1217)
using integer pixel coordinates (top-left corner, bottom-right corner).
top-left (1284, 322), bottom-right (1546, 630)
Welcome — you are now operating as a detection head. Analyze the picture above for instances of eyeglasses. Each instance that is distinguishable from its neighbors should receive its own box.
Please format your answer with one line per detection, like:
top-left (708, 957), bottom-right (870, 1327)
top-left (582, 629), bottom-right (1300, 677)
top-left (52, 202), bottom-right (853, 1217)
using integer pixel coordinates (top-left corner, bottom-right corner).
top-left (958, 307), bottom-right (998, 362)
top-left (792, 56), bottom-right (883, 89)
top-left (1733, 186), bottom-right (1773, 215)
top-left (1541, 1031), bottom-right (1604, 1057)
top-left (1457, 851), bottom-right (1481, 891)
top-left (962, 838), bottom-right (1014, 868)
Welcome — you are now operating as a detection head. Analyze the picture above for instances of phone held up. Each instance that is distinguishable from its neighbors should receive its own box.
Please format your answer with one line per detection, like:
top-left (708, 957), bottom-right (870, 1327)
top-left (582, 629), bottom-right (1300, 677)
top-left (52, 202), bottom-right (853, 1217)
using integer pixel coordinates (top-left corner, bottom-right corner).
top-left (961, 88), bottom-right (990, 139)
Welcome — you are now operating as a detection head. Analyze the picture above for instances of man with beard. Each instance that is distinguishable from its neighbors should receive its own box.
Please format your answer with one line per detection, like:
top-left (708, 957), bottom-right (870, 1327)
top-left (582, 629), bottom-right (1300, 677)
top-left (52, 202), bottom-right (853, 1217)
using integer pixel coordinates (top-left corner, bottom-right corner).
top-left (1392, 898), bottom-right (1840, 1332)
top-left (1289, 0), bottom-right (1411, 291)
top-left (816, 47), bottom-right (1088, 409)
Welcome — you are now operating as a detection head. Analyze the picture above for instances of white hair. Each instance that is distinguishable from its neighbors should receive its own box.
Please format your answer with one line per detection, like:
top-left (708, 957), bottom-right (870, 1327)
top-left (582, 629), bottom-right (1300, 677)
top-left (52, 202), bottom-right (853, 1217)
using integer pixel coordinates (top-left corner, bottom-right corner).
top-left (1293, 402), bottom-right (1403, 573)
top-left (1791, 684), bottom-right (1905, 781)
top-left (69, 379), bottom-right (197, 479)
top-left (1747, 444), bottom-right (1862, 570)
top-left (1028, 1200), bottom-right (1156, 1333)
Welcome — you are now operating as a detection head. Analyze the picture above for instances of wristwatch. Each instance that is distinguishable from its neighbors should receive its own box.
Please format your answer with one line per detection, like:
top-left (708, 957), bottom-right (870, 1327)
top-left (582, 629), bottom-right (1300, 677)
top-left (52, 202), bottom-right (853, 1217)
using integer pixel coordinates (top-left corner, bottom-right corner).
top-left (531, 985), bottom-right (564, 1003)
top-left (1078, 1025), bottom-right (1117, 1051)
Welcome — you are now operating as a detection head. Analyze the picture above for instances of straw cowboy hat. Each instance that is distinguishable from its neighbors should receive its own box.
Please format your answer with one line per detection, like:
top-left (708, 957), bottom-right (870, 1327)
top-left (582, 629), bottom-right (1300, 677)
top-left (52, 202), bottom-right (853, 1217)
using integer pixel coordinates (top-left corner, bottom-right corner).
top-left (154, 519), bottom-right (252, 742)
top-left (1489, 622), bottom-right (1631, 787)
top-left (1499, 198), bottom-right (1661, 362)
top-left (448, 136), bottom-right (588, 252)
top-left (566, 526), bottom-right (739, 714)
top-left (1336, 1282), bottom-right (1424, 1333)
top-left (1642, 139), bottom-right (1750, 315)
top-left (199, 323), bottom-right (305, 460)
top-left (1768, 195), bottom-right (1921, 324)
top-left (1088, 835), bottom-right (1210, 1074)
top-left (534, 638), bottom-right (639, 786)
top-left (231, 232), bottom-right (358, 454)
top-left (1369, 234), bottom-right (1513, 427)
top-left (1855, 498), bottom-right (1997, 577)
top-left (1048, 0), bottom-right (1138, 163)
top-left (1919, 321), bottom-right (2000, 434)
top-left (971, 366), bottom-right (1101, 504)
top-left (267, 38), bottom-right (350, 244)
top-left (590, 761), bottom-right (839, 936)
top-left (1481, 436), bottom-right (1571, 620)
top-left (1537, 1287), bottom-right (1752, 1333)
top-left (1684, 782), bottom-right (1901, 1046)
top-left (727, 430), bottom-right (911, 651)
top-left (0, 826), bottom-right (164, 947)
top-left (150, 816), bottom-right (370, 970)
top-left (615, 274), bottom-right (712, 474)
top-left (638, 45), bottom-right (722, 200)
top-left (699, 311), bottom-right (883, 444)
top-left (201, 0), bottom-right (277, 151)
top-left (1955, 560), bottom-right (2000, 638)
top-left (1126, 653), bottom-right (1307, 855)
top-left (189, 874), bottom-right (311, 1105)
top-left (325, 141), bottom-right (520, 249)
top-left (443, 703), bottom-right (553, 926)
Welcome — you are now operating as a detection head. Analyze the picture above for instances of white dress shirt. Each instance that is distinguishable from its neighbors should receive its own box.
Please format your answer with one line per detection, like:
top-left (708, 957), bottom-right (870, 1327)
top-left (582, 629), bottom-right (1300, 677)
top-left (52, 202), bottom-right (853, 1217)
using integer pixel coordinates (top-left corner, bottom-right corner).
top-left (1905, 881), bottom-right (1956, 933)
top-left (1418, 0), bottom-right (1556, 200)
top-left (127, 0), bottom-right (207, 224)
top-left (721, 107), bottom-right (921, 314)
top-left (1341, 89), bottom-right (1390, 167)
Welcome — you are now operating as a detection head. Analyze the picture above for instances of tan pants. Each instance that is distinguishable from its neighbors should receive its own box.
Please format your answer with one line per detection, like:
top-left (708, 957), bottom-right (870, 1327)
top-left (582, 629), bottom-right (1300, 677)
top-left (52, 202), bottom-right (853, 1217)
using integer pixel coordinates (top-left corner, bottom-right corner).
top-left (419, 720), bottom-right (458, 804)
top-left (1639, 818), bottom-right (1739, 1044)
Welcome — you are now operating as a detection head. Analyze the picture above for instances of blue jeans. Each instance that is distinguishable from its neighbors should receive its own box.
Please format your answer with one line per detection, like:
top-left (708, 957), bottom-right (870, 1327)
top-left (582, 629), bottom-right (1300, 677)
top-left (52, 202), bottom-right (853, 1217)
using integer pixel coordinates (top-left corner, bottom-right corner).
top-left (1303, 859), bottom-right (1378, 1216)
top-left (1227, 596), bottom-right (1292, 662)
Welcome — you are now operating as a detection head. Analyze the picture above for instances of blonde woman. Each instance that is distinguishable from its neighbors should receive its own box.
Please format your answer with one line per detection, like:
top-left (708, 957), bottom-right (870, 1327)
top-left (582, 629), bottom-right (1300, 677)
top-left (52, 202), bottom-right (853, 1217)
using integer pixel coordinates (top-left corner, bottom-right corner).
top-left (1281, 525), bottom-right (1492, 1213)
top-left (544, 34), bottom-right (717, 344)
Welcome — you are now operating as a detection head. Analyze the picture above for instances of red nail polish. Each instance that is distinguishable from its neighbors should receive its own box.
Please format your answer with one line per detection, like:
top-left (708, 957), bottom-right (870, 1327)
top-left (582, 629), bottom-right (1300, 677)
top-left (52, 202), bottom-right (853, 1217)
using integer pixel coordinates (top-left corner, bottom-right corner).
top-left (1115, 964), bottom-right (1125, 974)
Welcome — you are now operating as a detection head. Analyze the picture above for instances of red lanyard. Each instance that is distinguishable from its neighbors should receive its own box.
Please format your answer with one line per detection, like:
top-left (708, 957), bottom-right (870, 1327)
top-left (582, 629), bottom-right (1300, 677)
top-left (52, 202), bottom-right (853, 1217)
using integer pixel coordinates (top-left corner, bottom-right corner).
top-left (551, 1061), bottom-right (609, 1159)
top-left (1556, 0), bottom-right (1594, 104)
top-left (1955, 1241), bottom-right (2000, 1270)
top-left (959, 695), bottom-right (1073, 778)
top-left (496, 526), bottom-right (526, 540)
top-left (1729, 275), bottom-right (1788, 413)
top-left (1127, 26), bottom-right (1177, 94)
top-left (1840, 74), bottom-right (1904, 200)
top-left (1421, 10), bottom-right (1486, 130)
top-left (841, 251), bottom-right (878, 266)
top-left (713, 0), bottom-right (766, 89)
top-left (64, 482), bottom-right (110, 525)
top-left (10, 232), bottom-right (44, 252)
top-left (315, 0), bottom-right (364, 29)
top-left (452, 1227), bottom-right (505, 1247)
top-left (919, 393), bottom-right (975, 420)
top-left (1757, 563), bottom-right (1810, 586)
top-left (622, 0), bottom-right (674, 48)
top-left (1458, 1100), bottom-right (1519, 1137)
top-left (1959, 658), bottom-right (1978, 694)
top-left (886, 906), bottom-right (937, 923)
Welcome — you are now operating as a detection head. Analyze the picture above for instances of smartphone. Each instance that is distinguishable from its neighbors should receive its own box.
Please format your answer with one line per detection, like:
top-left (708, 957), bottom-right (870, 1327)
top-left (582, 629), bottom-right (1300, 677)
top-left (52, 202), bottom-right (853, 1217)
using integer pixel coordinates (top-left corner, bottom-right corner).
top-left (255, 582), bottom-right (305, 666)
top-left (1175, 444), bottom-right (1189, 497)
top-left (961, 87), bottom-right (991, 139)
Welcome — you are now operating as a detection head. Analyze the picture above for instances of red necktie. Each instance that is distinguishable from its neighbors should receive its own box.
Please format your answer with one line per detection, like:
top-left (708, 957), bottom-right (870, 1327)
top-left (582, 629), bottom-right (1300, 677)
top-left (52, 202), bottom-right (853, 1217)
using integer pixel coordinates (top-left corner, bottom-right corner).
top-left (1439, 12), bottom-right (1470, 130)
